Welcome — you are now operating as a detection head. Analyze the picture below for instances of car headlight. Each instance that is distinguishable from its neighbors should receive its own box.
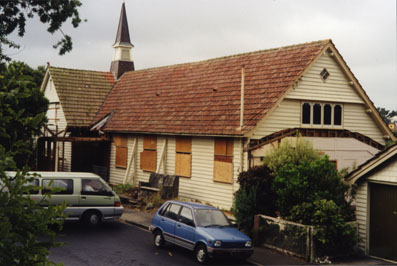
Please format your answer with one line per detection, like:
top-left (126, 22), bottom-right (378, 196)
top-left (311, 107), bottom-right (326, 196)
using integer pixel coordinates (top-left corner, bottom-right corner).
top-left (245, 240), bottom-right (252, 248)
top-left (214, 240), bottom-right (222, 247)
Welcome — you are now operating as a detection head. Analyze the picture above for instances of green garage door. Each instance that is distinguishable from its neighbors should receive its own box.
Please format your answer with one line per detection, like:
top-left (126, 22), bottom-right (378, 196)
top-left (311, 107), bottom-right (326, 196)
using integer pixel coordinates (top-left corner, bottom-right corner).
top-left (370, 183), bottom-right (397, 261)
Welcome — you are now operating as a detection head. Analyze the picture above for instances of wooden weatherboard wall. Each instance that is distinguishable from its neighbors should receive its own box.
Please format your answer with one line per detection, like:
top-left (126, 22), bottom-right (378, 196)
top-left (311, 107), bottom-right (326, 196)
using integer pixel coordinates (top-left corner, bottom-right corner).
top-left (252, 52), bottom-right (385, 145)
top-left (108, 135), bottom-right (244, 209)
top-left (43, 77), bottom-right (72, 171)
top-left (355, 159), bottom-right (397, 254)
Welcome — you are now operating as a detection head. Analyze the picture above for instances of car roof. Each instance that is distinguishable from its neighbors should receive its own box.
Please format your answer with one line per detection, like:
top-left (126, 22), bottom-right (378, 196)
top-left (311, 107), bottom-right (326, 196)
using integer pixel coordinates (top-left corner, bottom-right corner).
top-left (5, 171), bottom-right (101, 179)
top-left (166, 200), bottom-right (218, 210)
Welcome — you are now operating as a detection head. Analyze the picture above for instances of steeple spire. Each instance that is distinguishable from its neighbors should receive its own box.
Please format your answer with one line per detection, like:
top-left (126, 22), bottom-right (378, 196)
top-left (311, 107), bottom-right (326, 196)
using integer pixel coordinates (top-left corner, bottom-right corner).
top-left (110, 2), bottom-right (135, 79)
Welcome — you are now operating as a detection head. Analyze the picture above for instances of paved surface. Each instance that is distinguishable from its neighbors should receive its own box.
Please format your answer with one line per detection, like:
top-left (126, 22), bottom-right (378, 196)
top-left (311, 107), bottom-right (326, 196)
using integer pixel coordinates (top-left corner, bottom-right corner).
top-left (121, 208), bottom-right (391, 266)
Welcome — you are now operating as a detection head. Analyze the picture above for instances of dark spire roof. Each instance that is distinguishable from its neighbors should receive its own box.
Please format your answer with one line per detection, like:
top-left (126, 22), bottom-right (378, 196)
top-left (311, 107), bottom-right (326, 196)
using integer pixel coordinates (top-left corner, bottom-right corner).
top-left (114, 2), bottom-right (133, 46)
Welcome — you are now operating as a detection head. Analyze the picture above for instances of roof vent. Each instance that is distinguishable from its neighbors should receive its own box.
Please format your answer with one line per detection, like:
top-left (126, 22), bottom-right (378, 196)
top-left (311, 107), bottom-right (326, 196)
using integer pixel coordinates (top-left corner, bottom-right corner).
top-left (320, 68), bottom-right (330, 81)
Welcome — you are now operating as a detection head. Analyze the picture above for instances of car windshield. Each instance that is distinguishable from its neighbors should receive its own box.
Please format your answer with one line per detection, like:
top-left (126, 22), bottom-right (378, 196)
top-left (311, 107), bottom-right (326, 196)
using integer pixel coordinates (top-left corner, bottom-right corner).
top-left (194, 209), bottom-right (231, 227)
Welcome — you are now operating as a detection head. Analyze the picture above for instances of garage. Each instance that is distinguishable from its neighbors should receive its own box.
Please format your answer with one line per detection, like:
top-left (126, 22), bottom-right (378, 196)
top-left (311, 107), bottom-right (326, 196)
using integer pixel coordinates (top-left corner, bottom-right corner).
top-left (345, 144), bottom-right (397, 262)
top-left (369, 183), bottom-right (397, 261)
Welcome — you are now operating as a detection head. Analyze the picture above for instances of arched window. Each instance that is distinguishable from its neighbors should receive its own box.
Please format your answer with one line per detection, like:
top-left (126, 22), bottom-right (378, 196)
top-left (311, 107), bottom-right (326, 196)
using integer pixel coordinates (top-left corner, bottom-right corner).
top-left (334, 105), bottom-right (342, 125)
top-left (323, 104), bottom-right (332, 125)
top-left (313, 104), bottom-right (322, 125)
top-left (302, 103), bottom-right (311, 124)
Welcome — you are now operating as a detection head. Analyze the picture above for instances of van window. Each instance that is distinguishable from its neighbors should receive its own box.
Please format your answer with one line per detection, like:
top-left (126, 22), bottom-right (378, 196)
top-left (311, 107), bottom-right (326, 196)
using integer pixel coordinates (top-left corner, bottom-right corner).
top-left (42, 179), bottom-right (73, 195)
top-left (82, 179), bottom-right (113, 196)
top-left (23, 178), bottom-right (39, 194)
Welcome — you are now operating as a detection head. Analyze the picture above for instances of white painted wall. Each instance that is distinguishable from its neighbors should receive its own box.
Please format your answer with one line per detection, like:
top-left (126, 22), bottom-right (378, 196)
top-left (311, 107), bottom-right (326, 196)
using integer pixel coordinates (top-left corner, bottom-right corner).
top-left (43, 77), bottom-right (72, 171)
top-left (252, 52), bottom-right (386, 145)
top-left (108, 135), bottom-right (245, 210)
top-left (250, 137), bottom-right (380, 171)
top-left (355, 158), bottom-right (397, 254)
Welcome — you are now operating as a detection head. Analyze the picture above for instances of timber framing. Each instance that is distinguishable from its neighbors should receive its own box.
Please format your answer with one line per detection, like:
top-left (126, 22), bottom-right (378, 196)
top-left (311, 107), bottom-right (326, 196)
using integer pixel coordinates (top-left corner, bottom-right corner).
top-left (246, 127), bottom-right (385, 152)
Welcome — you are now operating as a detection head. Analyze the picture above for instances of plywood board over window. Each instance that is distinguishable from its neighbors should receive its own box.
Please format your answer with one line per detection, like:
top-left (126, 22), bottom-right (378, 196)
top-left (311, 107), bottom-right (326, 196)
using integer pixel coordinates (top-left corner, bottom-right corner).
top-left (213, 138), bottom-right (233, 183)
top-left (175, 137), bottom-right (192, 177)
top-left (114, 135), bottom-right (128, 168)
top-left (140, 136), bottom-right (157, 172)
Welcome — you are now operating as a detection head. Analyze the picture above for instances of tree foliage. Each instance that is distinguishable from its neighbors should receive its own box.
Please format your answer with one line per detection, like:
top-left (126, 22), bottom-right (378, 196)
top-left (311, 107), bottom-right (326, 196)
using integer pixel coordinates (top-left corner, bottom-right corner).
top-left (0, 164), bottom-right (66, 266)
top-left (0, 61), bottom-right (65, 265)
top-left (232, 166), bottom-right (276, 235)
top-left (377, 107), bottom-right (397, 124)
top-left (0, 61), bottom-right (48, 168)
top-left (262, 137), bottom-right (321, 173)
top-left (0, 0), bottom-right (83, 61)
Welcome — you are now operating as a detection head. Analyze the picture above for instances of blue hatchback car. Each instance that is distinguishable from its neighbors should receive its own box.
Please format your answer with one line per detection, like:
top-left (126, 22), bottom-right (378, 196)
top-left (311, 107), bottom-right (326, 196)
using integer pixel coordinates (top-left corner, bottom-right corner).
top-left (149, 200), bottom-right (253, 264)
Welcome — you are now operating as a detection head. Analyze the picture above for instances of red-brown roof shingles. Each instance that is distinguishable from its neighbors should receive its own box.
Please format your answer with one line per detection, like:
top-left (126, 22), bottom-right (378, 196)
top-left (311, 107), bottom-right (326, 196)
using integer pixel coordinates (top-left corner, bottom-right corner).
top-left (50, 67), bottom-right (115, 127)
top-left (95, 40), bottom-right (330, 135)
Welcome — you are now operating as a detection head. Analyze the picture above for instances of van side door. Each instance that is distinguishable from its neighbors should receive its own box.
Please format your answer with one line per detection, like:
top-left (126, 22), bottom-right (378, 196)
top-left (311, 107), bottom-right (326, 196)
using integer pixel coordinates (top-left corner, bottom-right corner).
top-left (80, 178), bottom-right (115, 217)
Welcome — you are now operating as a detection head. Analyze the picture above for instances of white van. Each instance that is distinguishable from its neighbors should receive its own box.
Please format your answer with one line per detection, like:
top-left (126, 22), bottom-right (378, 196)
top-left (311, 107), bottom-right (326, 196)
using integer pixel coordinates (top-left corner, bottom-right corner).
top-left (5, 172), bottom-right (124, 226)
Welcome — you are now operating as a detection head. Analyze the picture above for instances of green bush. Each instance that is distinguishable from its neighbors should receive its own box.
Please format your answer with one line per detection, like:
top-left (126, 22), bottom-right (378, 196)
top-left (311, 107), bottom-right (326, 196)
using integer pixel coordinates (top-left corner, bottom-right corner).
top-left (273, 157), bottom-right (352, 220)
top-left (262, 137), bottom-right (321, 173)
top-left (237, 165), bottom-right (277, 216)
top-left (232, 186), bottom-right (257, 236)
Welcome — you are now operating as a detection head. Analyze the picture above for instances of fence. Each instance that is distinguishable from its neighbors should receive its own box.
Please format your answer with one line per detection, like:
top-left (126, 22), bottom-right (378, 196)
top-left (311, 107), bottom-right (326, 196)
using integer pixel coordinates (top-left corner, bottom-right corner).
top-left (253, 214), bottom-right (315, 262)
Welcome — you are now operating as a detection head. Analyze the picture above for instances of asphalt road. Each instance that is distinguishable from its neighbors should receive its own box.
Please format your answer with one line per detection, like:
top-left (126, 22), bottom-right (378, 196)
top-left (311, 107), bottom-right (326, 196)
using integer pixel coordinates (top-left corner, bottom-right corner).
top-left (49, 220), bottom-right (253, 266)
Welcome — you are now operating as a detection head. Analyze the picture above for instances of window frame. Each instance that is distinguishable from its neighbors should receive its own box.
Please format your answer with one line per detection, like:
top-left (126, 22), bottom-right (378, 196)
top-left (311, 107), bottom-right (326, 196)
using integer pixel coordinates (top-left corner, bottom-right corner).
top-left (213, 138), bottom-right (234, 184)
top-left (175, 137), bottom-right (192, 178)
top-left (140, 136), bottom-right (157, 172)
top-left (42, 179), bottom-right (74, 195)
top-left (301, 102), bottom-right (343, 128)
top-left (114, 134), bottom-right (128, 168)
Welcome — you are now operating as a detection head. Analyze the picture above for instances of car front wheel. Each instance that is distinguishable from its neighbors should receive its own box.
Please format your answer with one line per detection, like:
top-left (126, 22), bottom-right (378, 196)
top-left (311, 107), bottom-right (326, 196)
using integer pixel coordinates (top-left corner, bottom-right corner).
top-left (195, 243), bottom-right (208, 264)
top-left (153, 230), bottom-right (165, 248)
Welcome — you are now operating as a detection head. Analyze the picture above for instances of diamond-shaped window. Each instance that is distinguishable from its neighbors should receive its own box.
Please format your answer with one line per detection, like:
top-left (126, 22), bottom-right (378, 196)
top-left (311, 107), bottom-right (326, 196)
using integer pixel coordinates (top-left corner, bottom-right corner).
top-left (320, 68), bottom-right (330, 81)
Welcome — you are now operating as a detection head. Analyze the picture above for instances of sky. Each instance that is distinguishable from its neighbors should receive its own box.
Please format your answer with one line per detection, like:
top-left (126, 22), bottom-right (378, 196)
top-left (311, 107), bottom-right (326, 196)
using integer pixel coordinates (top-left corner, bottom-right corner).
top-left (6, 0), bottom-right (397, 111)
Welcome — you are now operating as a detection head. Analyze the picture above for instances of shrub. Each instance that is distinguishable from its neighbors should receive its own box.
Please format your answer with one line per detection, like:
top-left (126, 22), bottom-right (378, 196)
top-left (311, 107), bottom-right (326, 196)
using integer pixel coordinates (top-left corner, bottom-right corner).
top-left (262, 136), bottom-right (321, 173)
top-left (232, 186), bottom-right (257, 236)
top-left (272, 157), bottom-right (352, 220)
top-left (232, 165), bottom-right (276, 235)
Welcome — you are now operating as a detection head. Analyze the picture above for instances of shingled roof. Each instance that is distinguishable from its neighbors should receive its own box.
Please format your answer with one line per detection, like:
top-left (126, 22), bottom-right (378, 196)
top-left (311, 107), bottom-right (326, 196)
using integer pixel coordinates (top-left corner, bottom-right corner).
top-left (95, 40), bottom-right (330, 135)
top-left (49, 67), bottom-right (115, 127)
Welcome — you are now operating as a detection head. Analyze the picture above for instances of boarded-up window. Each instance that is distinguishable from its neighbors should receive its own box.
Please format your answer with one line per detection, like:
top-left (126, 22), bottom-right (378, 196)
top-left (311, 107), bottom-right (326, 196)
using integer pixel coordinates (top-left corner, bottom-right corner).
top-left (140, 136), bottom-right (157, 172)
top-left (114, 135), bottom-right (128, 168)
top-left (213, 139), bottom-right (233, 183)
top-left (175, 137), bottom-right (192, 177)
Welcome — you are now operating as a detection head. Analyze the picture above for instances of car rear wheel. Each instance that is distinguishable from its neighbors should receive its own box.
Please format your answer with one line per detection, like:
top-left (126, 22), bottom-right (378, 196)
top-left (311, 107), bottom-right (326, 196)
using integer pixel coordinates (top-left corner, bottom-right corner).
top-left (153, 230), bottom-right (165, 248)
top-left (83, 210), bottom-right (101, 226)
top-left (195, 243), bottom-right (208, 264)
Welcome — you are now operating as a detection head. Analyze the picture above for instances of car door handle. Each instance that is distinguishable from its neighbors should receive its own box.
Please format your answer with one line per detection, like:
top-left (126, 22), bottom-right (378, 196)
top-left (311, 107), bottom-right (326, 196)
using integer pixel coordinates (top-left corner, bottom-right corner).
top-left (177, 224), bottom-right (181, 227)
top-left (161, 218), bottom-right (165, 222)
top-left (81, 196), bottom-right (86, 200)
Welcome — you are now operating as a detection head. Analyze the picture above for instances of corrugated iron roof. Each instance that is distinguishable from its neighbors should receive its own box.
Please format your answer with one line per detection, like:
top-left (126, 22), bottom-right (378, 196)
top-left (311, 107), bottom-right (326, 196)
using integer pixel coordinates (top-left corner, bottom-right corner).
top-left (95, 39), bottom-right (330, 135)
top-left (49, 67), bottom-right (115, 127)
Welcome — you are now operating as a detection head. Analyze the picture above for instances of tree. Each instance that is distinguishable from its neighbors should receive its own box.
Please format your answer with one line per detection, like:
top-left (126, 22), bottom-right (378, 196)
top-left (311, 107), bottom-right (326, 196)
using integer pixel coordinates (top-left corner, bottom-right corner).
top-left (0, 61), bottom-right (66, 265)
top-left (377, 107), bottom-right (397, 124)
top-left (0, 61), bottom-right (48, 168)
top-left (268, 140), bottom-right (358, 257)
top-left (262, 136), bottom-right (321, 173)
top-left (0, 0), bottom-right (83, 61)
top-left (232, 166), bottom-right (276, 235)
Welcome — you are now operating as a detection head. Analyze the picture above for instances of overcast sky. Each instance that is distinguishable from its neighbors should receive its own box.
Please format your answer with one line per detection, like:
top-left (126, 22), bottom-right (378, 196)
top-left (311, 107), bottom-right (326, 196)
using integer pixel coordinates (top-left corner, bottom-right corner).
top-left (6, 0), bottom-right (397, 110)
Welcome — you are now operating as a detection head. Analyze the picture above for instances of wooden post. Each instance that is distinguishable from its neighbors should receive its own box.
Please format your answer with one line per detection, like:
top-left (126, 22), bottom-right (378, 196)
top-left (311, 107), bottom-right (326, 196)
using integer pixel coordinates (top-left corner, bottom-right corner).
top-left (123, 138), bottom-right (137, 185)
top-left (253, 215), bottom-right (260, 246)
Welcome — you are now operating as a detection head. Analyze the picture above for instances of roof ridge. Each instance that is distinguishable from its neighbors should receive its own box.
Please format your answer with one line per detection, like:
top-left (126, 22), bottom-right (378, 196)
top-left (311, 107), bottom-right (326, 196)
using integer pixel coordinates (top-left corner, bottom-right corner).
top-left (126, 39), bottom-right (331, 75)
top-left (49, 66), bottom-right (112, 75)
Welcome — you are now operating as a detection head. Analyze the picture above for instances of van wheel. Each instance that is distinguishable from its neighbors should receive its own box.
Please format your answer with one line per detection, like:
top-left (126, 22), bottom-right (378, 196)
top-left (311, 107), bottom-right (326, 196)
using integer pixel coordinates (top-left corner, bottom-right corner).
top-left (153, 230), bottom-right (165, 248)
top-left (195, 243), bottom-right (208, 264)
top-left (83, 210), bottom-right (101, 226)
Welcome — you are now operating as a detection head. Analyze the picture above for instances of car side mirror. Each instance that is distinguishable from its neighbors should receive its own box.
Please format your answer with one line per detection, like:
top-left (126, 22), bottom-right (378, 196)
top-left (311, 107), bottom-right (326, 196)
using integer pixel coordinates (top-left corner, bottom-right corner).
top-left (229, 220), bottom-right (238, 227)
